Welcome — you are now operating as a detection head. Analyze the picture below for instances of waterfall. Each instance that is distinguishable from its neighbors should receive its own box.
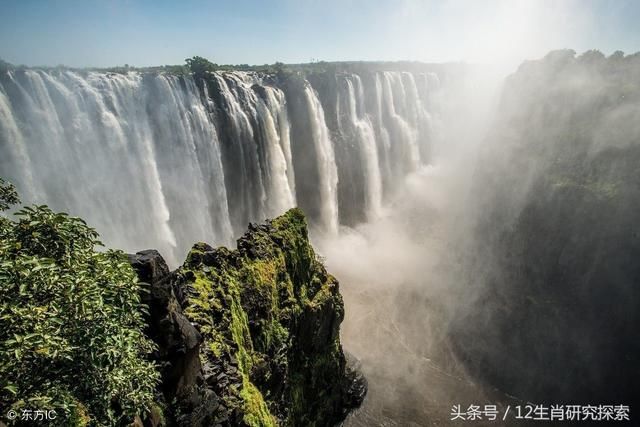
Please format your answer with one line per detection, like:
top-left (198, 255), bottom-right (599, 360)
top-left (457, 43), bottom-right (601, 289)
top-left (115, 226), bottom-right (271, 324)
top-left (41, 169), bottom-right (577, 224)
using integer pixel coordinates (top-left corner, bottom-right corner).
top-left (342, 75), bottom-right (382, 220)
top-left (0, 70), bottom-right (231, 265)
top-left (209, 72), bottom-right (266, 232)
top-left (0, 89), bottom-right (37, 201)
top-left (303, 84), bottom-right (339, 234)
top-left (373, 73), bottom-right (393, 195)
top-left (209, 72), bottom-right (296, 228)
top-left (380, 71), bottom-right (420, 173)
top-left (0, 67), bottom-right (440, 265)
top-left (262, 87), bottom-right (296, 208)
top-left (401, 72), bottom-right (434, 162)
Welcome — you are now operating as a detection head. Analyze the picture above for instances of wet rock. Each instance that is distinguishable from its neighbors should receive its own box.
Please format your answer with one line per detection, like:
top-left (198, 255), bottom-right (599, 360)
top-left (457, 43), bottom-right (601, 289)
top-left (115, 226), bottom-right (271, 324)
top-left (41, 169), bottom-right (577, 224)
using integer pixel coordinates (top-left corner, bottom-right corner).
top-left (342, 352), bottom-right (368, 411)
top-left (128, 250), bottom-right (220, 427)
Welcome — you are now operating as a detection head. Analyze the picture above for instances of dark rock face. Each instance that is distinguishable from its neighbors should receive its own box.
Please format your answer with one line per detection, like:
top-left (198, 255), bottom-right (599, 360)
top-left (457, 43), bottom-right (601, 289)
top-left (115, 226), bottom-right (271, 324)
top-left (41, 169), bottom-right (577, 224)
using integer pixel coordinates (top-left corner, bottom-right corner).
top-left (451, 50), bottom-right (640, 407)
top-left (341, 353), bottom-right (368, 413)
top-left (129, 209), bottom-right (366, 426)
top-left (128, 250), bottom-right (220, 426)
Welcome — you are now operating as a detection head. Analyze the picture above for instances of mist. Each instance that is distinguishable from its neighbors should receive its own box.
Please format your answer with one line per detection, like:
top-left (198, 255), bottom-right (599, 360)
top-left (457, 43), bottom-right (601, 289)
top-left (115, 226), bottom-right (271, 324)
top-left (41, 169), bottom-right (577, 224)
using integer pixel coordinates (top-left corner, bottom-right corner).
top-left (314, 64), bottom-right (504, 425)
top-left (311, 50), bottom-right (640, 425)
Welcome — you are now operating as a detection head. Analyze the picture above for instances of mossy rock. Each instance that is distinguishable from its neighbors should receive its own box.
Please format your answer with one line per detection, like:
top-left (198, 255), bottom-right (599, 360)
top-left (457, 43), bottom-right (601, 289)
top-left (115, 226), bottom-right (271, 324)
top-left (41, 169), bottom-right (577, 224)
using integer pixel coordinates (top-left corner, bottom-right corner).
top-left (178, 208), bottom-right (359, 426)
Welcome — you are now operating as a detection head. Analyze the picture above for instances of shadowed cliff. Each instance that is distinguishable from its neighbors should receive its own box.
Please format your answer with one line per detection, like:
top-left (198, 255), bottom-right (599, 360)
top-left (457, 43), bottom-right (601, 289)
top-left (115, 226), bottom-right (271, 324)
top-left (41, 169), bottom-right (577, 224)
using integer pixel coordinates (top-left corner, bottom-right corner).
top-left (452, 49), bottom-right (640, 407)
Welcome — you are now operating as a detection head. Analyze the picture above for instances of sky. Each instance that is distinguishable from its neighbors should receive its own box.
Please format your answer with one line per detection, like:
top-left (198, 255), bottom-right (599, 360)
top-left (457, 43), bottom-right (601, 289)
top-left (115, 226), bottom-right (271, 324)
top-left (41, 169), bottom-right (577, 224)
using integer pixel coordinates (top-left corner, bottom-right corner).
top-left (0, 0), bottom-right (639, 69)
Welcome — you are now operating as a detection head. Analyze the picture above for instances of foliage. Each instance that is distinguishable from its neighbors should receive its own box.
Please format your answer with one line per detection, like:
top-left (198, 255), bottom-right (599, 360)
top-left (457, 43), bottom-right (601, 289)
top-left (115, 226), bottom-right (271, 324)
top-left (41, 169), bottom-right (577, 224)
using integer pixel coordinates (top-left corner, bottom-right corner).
top-left (0, 179), bottom-right (159, 426)
top-left (0, 178), bottom-right (20, 211)
top-left (185, 56), bottom-right (218, 78)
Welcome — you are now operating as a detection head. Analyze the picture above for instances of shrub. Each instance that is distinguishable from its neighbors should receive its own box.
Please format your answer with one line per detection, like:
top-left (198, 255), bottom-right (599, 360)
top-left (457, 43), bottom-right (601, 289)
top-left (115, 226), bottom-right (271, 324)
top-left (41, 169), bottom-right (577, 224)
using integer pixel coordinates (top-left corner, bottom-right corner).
top-left (185, 56), bottom-right (218, 78)
top-left (0, 178), bottom-right (159, 426)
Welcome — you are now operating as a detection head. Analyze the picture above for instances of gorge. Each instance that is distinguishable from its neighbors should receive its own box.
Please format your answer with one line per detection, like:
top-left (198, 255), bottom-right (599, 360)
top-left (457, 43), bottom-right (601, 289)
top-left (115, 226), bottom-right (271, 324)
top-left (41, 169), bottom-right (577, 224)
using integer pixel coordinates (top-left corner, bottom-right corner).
top-left (2, 50), bottom-right (640, 425)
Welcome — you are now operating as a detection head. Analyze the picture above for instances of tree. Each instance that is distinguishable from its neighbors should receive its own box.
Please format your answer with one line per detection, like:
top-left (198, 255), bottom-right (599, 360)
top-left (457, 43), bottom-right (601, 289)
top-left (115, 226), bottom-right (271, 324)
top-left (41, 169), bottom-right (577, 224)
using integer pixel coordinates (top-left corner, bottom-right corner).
top-left (0, 178), bottom-right (19, 211)
top-left (0, 178), bottom-right (159, 426)
top-left (185, 56), bottom-right (218, 77)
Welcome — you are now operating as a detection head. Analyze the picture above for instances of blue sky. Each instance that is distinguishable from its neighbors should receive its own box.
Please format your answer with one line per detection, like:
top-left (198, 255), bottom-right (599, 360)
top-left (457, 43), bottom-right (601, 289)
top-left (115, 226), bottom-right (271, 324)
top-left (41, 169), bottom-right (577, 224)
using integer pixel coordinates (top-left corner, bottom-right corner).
top-left (0, 0), bottom-right (638, 68)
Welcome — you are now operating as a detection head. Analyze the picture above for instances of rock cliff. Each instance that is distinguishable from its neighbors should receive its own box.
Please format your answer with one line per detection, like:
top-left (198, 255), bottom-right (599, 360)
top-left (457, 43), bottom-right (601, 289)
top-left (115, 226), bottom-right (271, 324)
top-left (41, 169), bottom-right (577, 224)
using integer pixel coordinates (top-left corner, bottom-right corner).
top-left (451, 50), bottom-right (640, 406)
top-left (129, 208), bottom-right (366, 426)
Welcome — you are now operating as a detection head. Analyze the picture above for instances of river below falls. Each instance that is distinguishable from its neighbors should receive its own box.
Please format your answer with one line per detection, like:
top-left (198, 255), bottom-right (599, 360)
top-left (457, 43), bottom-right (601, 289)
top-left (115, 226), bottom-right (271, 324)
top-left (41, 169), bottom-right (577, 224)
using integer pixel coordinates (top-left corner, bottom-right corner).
top-left (338, 284), bottom-right (523, 427)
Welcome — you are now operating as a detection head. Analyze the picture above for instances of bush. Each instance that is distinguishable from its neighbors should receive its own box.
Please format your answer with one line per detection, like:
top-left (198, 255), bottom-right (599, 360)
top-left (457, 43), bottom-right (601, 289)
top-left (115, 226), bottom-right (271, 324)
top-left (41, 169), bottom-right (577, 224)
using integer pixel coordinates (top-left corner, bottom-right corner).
top-left (0, 178), bottom-right (159, 426)
top-left (0, 178), bottom-right (19, 211)
top-left (185, 56), bottom-right (218, 78)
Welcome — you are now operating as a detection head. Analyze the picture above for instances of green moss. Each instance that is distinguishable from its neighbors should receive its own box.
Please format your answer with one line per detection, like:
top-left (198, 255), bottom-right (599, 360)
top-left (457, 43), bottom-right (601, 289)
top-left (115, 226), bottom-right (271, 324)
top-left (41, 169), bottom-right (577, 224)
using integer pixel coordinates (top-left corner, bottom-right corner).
top-left (69, 402), bottom-right (91, 427)
top-left (248, 259), bottom-right (279, 287)
top-left (241, 376), bottom-right (277, 427)
top-left (209, 341), bottom-right (224, 358)
top-left (550, 176), bottom-right (620, 199)
top-left (229, 291), bottom-right (253, 372)
top-left (289, 378), bottom-right (306, 423)
top-left (149, 403), bottom-right (165, 427)
top-left (309, 277), bottom-right (338, 308)
top-left (183, 272), bottom-right (216, 342)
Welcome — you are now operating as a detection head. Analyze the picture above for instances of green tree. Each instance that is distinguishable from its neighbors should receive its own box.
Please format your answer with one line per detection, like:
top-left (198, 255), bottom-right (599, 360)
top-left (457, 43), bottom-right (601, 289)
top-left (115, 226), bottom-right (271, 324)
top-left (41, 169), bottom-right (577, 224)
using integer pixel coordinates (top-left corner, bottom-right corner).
top-left (185, 56), bottom-right (218, 77)
top-left (0, 178), bottom-right (19, 211)
top-left (0, 178), bottom-right (159, 426)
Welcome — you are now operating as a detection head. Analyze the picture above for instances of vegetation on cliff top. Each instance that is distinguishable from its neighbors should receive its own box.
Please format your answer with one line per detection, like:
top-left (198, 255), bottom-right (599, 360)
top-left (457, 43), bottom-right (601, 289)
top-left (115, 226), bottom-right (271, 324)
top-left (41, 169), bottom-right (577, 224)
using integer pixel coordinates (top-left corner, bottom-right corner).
top-left (0, 178), bottom-right (159, 426)
top-left (1, 54), bottom-right (454, 77)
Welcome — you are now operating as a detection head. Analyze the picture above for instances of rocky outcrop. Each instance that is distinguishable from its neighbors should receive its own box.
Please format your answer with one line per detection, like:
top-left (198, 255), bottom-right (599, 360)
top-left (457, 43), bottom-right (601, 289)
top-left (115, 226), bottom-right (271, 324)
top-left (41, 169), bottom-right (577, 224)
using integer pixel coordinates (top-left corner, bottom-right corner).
top-left (129, 209), bottom-right (366, 426)
top-left (128, 250), bottom-right (222, 426)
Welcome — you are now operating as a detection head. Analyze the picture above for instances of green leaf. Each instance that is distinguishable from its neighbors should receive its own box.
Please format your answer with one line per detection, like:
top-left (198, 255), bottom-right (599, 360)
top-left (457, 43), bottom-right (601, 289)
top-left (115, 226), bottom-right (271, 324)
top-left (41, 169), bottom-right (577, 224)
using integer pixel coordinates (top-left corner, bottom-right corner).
top-left (4, 384), bottom-right (18, 395)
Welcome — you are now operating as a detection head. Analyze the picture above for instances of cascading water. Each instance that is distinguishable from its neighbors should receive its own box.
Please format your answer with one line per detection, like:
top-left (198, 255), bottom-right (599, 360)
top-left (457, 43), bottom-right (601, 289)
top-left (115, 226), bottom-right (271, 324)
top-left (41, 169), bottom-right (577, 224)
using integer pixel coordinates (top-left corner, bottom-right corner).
top-left (303, 84), bottom-right (340, 234)
top-left (226, 73), bottom-right (296, 218)
top-left (340, 74), bottom-right (382, 220)
top-left (209, 72), bottom-right (267, 232)
top-left (0, 67), bottom-right (441, 265)
top-left (261, 87), bottom-right (297, 210)
top-left (373, 73), bottom-right (394, 194)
